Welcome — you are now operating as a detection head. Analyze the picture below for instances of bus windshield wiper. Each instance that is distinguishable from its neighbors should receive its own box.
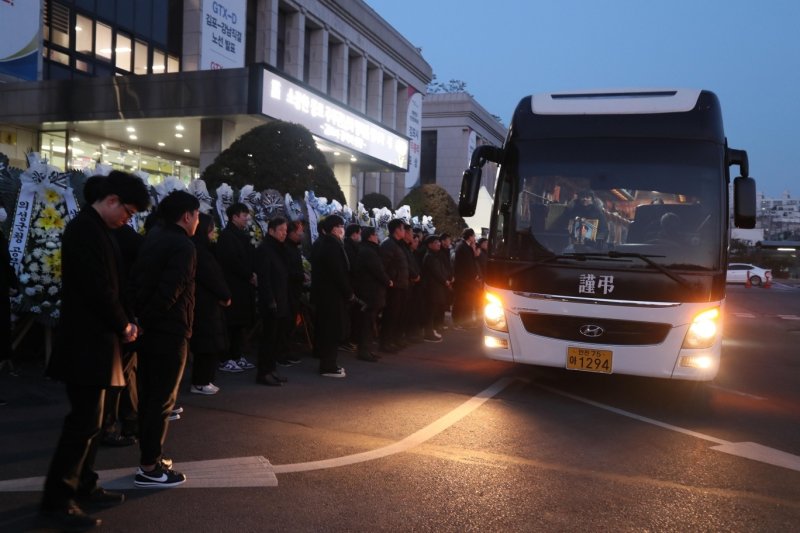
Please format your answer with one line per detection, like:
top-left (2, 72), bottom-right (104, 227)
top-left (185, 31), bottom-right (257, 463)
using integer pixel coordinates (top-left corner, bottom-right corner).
top-left (506, 252), bottom-right (620, 279)
top-left (577, 251), bottom-right (694, 289)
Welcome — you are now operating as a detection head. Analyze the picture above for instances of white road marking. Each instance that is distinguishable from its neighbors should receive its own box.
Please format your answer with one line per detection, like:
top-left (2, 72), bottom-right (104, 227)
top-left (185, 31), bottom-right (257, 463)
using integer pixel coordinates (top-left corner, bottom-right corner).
top-left (777, 315), bottom-right (800, 320)
top-left (707, 384), bottom-right (766, 400)
top-left (730, 312), bottom-right (756, 318)
top-left (539, 384), bottom-right (800, 472)
top-left (273, 376), bottom-right (518, 473)
top-left (0, 377), bottom-right (518, 490)
top-left (0, 456), bottom-right (278, 492)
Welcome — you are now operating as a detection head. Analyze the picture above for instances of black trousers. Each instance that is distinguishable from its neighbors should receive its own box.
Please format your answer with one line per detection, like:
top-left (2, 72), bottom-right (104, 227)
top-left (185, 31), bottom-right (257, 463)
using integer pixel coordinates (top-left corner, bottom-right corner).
top-left (380, 287), bottom-right (406, 347)
top-left (102, 349), bottom-right (138, 436)
top-left (42, 384), bottom-right (105, 509)
top-left (191, 351), bottom-right (220, 386)
top-left (257, 314), bottom-right (289, 376)
top-left (356, 305), bottom-right (379, 355)
top-left (224, 324), bottom-right (246, 362)
top-left (137, 334), bottom-right (188, 466)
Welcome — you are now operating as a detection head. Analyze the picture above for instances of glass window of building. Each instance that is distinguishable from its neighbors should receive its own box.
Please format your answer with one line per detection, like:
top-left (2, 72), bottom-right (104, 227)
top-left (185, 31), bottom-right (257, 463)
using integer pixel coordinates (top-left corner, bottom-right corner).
top-left (76, 58), bottom-right (92, 73)
top-left (75, 15), bottom-right (93, 55)
top-left (96, 22), bottom-right (113, 61)
top-left (134, 40), bottom-right (148, 74)
top-left (46, 47), bottom-right (70, 67)
top-left (167, 55), bottom-right (179, 73)
top-left (152, 48), bottom-right (166, 73)
top-left (116, 33), bottom-right (132, 71)
top-left (48, 2), bottom-right (71, 48)
top-left (40, 132), bottom-right (68, 170)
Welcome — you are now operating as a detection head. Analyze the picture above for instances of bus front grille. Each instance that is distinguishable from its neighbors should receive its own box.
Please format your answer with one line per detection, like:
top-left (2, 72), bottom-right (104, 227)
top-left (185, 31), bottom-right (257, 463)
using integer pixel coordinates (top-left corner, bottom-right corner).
top-left (518, 313), bottom-right (671, 345)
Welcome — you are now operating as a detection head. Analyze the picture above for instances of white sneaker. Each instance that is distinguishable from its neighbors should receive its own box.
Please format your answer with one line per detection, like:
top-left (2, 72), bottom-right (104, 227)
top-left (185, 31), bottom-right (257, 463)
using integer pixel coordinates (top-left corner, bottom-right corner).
top-left (208, 383), bottom-right (220, 392)
top-left (236, 356), bottom-right (255, 370)
top-left (433, 330), bottom-right (442, 339)
top-left (320, 367), bottom-right (346, 378)
top-left (219, 360), bottom-right (244, 373)
top-left (190, 384), bottom-right (218, 395)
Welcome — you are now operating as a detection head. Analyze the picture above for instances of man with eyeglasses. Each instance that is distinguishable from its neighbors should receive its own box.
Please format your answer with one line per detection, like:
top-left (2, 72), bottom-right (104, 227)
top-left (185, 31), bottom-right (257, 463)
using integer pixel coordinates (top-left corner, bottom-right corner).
top-left (41, 171), bottom-right (150, 531)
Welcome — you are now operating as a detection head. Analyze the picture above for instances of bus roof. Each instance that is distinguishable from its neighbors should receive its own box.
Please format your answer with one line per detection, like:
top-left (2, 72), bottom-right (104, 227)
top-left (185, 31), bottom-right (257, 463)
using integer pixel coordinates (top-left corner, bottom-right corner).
top-left (530, 89), bottom-right (703, 115)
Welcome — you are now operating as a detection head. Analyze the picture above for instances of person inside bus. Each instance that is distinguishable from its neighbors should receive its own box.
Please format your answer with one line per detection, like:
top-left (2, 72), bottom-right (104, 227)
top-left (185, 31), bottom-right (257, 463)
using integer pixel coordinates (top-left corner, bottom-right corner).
top-left (558, 189), bottom-right (608, 245)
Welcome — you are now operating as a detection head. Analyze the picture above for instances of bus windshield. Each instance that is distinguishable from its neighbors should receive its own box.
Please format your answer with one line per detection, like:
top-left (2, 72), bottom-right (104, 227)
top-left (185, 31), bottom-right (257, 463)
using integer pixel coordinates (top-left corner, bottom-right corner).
top-left (492, 138), bottom-right (725, 271)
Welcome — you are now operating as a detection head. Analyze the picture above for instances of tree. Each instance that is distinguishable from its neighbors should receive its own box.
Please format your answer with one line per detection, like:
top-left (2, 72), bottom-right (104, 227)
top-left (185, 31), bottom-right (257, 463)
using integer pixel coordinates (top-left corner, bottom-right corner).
top-left (427, 75), bottom-right (470, 95)
top-left (398, 184), bottom-right (466, 238)
top-left (201, 121), bottom-right (345, 204)
top-left (360, 192), bottom-right (392, 211)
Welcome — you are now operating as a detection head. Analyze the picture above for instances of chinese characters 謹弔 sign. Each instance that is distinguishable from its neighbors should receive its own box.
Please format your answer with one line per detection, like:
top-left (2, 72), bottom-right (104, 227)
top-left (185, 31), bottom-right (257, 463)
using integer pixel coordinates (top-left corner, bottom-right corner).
top-left (200, 0), bottom-right (246, 70)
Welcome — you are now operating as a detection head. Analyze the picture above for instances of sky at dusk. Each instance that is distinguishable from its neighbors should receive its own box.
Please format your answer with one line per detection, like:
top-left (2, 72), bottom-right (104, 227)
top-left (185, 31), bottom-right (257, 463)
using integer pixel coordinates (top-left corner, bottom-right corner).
top-left (366, 0), bottom-right (799, 198)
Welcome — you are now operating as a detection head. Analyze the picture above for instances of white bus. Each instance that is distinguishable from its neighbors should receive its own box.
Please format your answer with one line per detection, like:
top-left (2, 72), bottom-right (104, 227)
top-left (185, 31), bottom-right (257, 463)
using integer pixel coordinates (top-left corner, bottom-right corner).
top-left (459, 89), bottom-right (756, 381)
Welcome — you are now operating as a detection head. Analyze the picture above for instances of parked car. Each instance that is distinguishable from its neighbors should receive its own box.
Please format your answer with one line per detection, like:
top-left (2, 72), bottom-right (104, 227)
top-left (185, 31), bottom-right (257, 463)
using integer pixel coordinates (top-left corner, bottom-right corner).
top-left (726, 263), bottom-right (772, 286)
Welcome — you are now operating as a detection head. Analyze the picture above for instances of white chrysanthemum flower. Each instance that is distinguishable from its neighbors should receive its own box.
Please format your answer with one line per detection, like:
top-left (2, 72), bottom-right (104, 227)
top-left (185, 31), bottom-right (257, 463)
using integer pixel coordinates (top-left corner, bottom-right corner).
top-left (45, 241), bottom-right (58, 249)
top-left (29, 263), bottom-right (40, 273)
top-left (32, 249), bottom-right (44, 258)
top-left (25, 287), bottom-right (37, 296)
top-left (42, 301), bottom-right (51, 308)
top-left (47, 286), bottom-right (59, 296)
top-left (34, 284), bottom-right (44, 292)
top-left (30, 306), bottom-right (41, 313)
top-left (51, 309), bottom-right (60, 319)
top-left (19, 274), bottom-right (30, 284)
top-left (42, 275), bottom-right (54, 286)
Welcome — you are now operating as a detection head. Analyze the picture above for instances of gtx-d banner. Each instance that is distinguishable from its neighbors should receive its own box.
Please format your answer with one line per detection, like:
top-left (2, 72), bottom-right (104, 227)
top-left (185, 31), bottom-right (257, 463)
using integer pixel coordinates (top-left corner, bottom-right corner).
top-left (262, 69), bottom-right (409, 170)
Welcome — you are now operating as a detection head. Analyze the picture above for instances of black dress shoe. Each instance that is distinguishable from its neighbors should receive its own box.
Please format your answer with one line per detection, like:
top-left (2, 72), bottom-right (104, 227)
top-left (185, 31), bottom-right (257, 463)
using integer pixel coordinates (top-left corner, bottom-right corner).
top-left (41, 502), bottom-right (101, 532)
top-left (270, 370), bottom-right (288, 383)
top-left (357, 352), bottom-right (380, 362)
top-left (379, 344), bottom-right (398, 354)
top-left (76, 487), bottom-right (125, 508)
top-left (101, 432), bottom-right (137, 447)
top-left (256, 374), bottom-right (283, 386)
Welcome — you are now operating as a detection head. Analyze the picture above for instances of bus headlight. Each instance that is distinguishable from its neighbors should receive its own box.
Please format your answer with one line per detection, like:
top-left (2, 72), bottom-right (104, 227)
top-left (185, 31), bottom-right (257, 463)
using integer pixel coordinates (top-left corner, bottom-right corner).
top-left (681, 307), bottom-right (720, 349)
top-left (484, 292), bottom-right (508, 332)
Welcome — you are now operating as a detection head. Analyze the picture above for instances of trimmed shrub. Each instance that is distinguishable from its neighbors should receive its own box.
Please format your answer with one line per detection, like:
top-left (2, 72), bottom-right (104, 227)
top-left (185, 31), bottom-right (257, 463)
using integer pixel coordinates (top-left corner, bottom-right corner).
top-left (360, 192), bottom-right (393, 212)
top-left (201, 121), bottom-right (345, 204)
top-left (398, 184), bottom-right (466, 237)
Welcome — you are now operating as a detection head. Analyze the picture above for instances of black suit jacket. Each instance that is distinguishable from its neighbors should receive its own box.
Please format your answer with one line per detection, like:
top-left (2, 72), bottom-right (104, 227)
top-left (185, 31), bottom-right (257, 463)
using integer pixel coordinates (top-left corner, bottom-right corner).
top-left (48, 207), bottom-right (130, 386)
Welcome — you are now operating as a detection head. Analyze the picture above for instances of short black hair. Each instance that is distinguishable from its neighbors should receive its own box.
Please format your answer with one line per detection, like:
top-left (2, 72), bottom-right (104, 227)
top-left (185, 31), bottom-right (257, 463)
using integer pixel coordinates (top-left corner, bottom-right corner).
top-left (387, 218), bottom-right (404, 234)
top-left (158, 190), bottom-right (200, 224)
top-left (226, 202), bottom-right (250, 219)
top-left (461, 228), bottom-right (475, 240)
top-left (84, 171), bottom-right (150, 211)
top-left (268, 216), bottom-right (288, 231)
top-left (287, 220), bottom-right (304, 234)
top-left (345, 223), bottom-right (362, 238)
top-left (361, 226), bottom-right (377, 240)
top-left (321, 214), bottom-right (345, 233)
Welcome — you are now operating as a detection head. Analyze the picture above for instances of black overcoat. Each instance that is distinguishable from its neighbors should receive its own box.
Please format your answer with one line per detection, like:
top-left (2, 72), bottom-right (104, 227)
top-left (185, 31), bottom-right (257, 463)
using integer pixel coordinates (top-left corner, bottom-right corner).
top-left (422, 250), bottom-right (450, 306)
top-left (255, 235), bottom-right (290, 318)
top-left (190, 239), bottom-right (231, 355)
top-left (215, 223), bottom-right (256, 327)
top-left (353, 240), bottom-right (390, 309)
top-left (311, 234), bottom-right (353, 343)
top-left (130, 223), bottom-right (196, 340)
top-left (47, 207), bottom-right (130, 386)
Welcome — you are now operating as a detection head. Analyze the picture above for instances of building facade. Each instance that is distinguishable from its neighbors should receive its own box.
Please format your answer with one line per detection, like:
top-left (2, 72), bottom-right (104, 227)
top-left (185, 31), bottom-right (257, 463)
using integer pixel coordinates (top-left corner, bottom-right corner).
top-left (757, 190), bottom-right (800, 240)
top-left (420, 92), bottom-right (506, 201)
top-left (0, 0), bottom-right (433, 206)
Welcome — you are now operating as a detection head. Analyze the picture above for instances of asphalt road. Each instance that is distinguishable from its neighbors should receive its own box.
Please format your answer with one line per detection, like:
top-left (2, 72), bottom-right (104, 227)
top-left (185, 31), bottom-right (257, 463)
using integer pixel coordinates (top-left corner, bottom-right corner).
top-left (1, 282), bottom-right (799, 532)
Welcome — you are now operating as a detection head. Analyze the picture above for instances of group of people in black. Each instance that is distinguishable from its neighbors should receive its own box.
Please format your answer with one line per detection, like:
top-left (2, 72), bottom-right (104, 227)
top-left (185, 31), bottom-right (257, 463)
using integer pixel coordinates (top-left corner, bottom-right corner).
top-left (3, 168), bottom-right (490, 531)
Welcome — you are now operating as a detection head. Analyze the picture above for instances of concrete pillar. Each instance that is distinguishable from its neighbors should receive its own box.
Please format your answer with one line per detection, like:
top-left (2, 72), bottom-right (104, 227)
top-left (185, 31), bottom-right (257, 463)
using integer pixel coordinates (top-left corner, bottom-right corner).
top-left (334, 162), bottom-right (357, 207)
top-left (307, 26), bottom-right (328, 92)
top-left (181, 0), bottom-right (202, 71)
top-left (254, 0), bottom-right (279, 66)
top-left (199, 118), bottom-right (237, 173)
top-left (363, 172), bottom-right (380, 197)
top-left (348, 52), bottom-right (366, 113)
top-left (284, 9), bottom-right (305, 79)
top-left (328, 41), bottom-right (348, 103)
top-left (366, 65), bottom-right (383, 121)
top-left (382, 76), bottom-right (397, 128)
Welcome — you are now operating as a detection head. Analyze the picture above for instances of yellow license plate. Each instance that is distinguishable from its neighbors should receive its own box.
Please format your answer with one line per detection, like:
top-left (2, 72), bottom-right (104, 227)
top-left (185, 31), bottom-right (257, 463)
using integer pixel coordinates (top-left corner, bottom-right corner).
top-left (567, 347), bottom-right (613, 374)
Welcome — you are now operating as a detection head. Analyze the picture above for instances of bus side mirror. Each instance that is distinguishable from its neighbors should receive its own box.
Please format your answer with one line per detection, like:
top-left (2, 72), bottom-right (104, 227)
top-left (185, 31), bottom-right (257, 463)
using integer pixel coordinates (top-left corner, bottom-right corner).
top-left (459, 167), bottom-right (481, 217)
top-left (733, 176), bottom-right (756, 229)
